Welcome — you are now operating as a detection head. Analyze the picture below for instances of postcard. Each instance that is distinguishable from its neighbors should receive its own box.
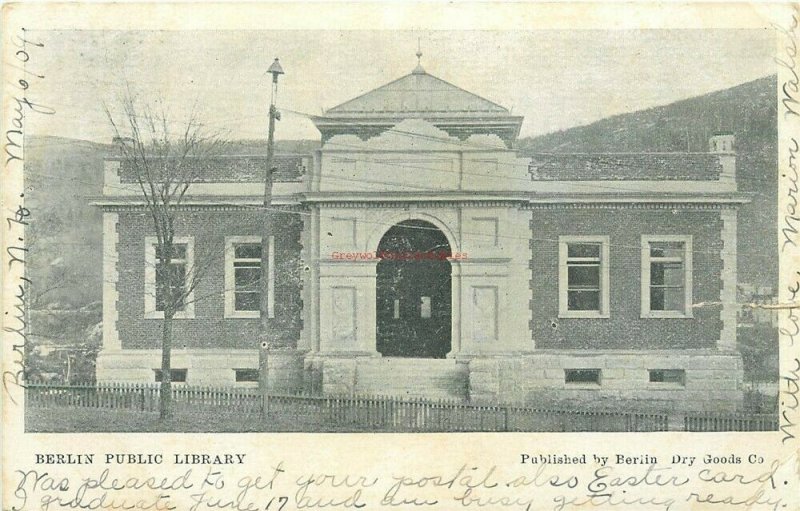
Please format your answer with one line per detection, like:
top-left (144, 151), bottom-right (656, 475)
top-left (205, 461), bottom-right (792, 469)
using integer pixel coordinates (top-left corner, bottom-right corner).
top-left (2, 2), bottom-right (799, 510)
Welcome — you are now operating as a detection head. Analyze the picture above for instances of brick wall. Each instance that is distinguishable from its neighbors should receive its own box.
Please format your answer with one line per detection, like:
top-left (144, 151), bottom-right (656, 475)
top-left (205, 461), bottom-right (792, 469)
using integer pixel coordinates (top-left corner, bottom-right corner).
top-left (530, 208), bottom-right (723, 349)
top-left (528, 153), bottom-right (722, 181)
top-left (116, 208), bottom-right (303, 349)
top-left (116, 155), bottom-right (306, 183)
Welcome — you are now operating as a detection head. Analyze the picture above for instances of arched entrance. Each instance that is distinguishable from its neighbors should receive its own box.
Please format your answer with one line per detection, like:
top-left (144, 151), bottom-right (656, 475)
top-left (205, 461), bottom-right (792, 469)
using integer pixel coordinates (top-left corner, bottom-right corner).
top-left (376, 220), bottom-right (452, 358)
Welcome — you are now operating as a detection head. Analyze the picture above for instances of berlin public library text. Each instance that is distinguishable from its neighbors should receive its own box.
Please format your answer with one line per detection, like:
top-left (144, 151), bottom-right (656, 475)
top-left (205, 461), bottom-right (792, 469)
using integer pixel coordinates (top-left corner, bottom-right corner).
top-left (34, 453), bottom-right (247, 465)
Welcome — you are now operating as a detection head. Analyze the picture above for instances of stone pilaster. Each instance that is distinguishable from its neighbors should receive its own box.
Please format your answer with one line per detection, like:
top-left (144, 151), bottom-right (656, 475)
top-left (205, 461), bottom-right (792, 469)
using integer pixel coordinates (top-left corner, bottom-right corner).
top-left (448, 259), bottom-right (462, 355)
top-left (102, 212), bottom-right (120, 350)
top-left (102, 160), bottom-right (121, 196)
top-left (719, 208), bottom-right (738, 351)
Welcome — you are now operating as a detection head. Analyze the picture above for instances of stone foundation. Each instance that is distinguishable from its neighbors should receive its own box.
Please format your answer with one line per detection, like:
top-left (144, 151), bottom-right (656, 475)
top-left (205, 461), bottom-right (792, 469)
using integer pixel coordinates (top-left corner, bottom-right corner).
top-left (468, 350), bottom-right (744, 412)
top-left (313, 356), bottom-right (469, 400)
top-left (98, 348), bottom-right (744, 413)
top-left (96, 348), bottom-right (306, 392)
top-left (259, 349), bottom-right (307, 393)
top-left (96, 349), bottom-right (260, 385)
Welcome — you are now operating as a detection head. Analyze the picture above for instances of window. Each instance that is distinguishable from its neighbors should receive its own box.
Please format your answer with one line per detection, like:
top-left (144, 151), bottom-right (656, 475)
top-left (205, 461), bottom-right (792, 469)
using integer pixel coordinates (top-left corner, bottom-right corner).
top-left (145, 237), bottom-right (194, 319)
top-left (232, 243), bottom-right (261, 312)
top-left (565, 369), bottom-right (601, 385)
top-left (153, 368), bottom-right (187, 383)
top-left (649, 369), bottom-right (686, 386)
top-left (393, 299), bottom-right (401, 319)
top-left (420, 296), bottom-right (431, 318)
top-left (224, 236), bottom-right (274, 318)
top-left (641, 236), bottom-right (693, 318)
top-left (156, 244), bottom-right (187, 312)
top-left (558, 236), bottom-right (610, 318)
top-left (234, 369), bottom-right (260, 383)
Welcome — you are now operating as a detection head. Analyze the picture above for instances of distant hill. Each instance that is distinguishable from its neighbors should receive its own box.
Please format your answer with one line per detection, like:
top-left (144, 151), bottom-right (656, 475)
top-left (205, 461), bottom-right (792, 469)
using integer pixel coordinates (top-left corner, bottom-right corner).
top-left (25, 136), bottom-right (111, 309)
top-left (518, 75), bottom-right (778, 291)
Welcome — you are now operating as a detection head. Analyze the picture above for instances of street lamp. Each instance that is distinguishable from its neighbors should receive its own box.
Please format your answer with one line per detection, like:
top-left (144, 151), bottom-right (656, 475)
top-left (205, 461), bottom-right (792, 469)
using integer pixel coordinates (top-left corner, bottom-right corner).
top-left (260, 58), bottom-right (284, 404)
top-left (268, 57), bottom-right (284, 83)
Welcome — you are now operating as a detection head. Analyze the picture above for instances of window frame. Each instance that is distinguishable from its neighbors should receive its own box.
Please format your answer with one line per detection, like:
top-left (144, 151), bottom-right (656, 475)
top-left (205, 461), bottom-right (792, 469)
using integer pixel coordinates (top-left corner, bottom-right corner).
top-left (144, 236), bottom-right (195, 319)
top-left (558, 236), bottom-right (610, 319)
top-left (640, 235), bottom-right (693, 318)
top-left (224, 236), bottom-right (274, 319)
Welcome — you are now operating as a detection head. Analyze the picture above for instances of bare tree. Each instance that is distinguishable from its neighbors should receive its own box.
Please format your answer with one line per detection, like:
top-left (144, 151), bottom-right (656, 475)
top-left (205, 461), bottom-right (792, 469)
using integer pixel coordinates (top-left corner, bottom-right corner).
top-left (105, 93), bottom-right (225, 421)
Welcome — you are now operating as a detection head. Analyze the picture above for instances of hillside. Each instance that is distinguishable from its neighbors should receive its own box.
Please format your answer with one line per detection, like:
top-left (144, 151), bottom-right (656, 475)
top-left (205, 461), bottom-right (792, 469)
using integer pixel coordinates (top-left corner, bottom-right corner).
top-left (518, 75), bottom-right (778, 291)
top-left (24, 136), bottom-right (111, 310)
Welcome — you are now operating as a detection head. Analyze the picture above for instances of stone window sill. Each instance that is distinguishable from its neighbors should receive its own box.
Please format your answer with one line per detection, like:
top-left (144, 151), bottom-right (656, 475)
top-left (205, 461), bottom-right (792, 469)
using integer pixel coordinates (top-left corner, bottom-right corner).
top-left (225, 311), bottom-right (261, 319)
top-left (641, 311), bottom-right (694, 319)
top-left (558, 311), bottom-right (610, 319)
top-left (144, 311), bottom-right (195, 320)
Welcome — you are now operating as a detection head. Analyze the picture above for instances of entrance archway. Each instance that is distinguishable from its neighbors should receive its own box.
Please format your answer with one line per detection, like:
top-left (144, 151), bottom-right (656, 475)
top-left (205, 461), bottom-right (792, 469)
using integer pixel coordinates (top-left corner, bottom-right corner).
top-left (376, 220), bottom-right (452, 358)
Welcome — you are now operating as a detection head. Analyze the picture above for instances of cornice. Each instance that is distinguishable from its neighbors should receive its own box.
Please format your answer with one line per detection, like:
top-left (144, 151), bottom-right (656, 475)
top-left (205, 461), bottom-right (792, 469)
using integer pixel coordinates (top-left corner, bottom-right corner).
top-left (92, 192), bottom-right (750, 210)
top-left (523, 202), bottom-right (741, 210)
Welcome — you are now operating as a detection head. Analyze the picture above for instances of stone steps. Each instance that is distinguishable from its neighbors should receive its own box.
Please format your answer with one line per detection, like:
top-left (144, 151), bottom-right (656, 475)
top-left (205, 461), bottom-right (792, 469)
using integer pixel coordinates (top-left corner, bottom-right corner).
top-left (354, 358), bottom-right (468, 400)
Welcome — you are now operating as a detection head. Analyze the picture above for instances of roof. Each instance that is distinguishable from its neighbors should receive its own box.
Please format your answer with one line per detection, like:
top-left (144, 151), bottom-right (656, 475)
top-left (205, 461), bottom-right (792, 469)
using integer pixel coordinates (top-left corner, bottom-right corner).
top-left (528, 153), bottom-right (724, 181)
top-left (315, 68), bottom-right (523, 146)
top-left (327, 70), bottom-right (510, 115)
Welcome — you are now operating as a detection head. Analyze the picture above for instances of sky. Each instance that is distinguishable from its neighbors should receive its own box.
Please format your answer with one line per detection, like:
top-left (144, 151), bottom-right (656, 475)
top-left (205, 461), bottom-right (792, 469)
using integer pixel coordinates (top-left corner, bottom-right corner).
top-left (25, 29), bottom-right (776, 143)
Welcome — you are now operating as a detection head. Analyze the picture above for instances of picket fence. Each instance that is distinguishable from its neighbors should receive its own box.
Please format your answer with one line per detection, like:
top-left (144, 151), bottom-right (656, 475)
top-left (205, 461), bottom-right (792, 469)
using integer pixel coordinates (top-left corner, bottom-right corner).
top-left (684, 412), bottom-right (778, 432)
top-left (24, 382), bottom-right (777, 432)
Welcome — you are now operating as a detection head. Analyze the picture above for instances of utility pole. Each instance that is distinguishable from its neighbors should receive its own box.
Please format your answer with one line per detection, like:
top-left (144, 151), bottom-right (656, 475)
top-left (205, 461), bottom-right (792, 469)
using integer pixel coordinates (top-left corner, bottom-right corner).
top-left (260, 57), bottom-right (284, 400)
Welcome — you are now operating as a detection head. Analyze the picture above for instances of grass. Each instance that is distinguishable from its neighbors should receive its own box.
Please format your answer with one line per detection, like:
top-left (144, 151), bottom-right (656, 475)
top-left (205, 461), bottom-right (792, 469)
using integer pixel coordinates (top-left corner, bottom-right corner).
top-left (25, 402), bottom-right (778, 433)
top-left (25, 407), bottom-right (379, 433)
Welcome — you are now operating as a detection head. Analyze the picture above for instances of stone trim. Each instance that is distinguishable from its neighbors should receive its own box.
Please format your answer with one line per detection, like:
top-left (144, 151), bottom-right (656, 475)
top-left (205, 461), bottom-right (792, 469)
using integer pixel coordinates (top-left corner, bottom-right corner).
top-left (311, 200), bottom-right (525, 210)
top-left (310, 200), bottom-right (747, 209)
top-left (364, 210), bottom-right (461, 253)
top-left (525, 201), bottom-right (746, 210)
top-left (96, 199), bottom-right (748, 211)
top-left (94, 199), bottom-right (305, 210)
top-left (719, 209), bottom-right (738, 350)
top-left (103, 160), bottom-right (121, 196)
top-left (102, 212), bottom-right (120, 350)
top-left (303, 206), bottom-right (321, 352)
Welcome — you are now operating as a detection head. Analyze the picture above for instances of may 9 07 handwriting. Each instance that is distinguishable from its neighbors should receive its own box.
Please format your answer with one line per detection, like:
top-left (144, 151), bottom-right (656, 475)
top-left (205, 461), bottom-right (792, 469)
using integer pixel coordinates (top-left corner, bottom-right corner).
top-left (3, 27), bottom-right (53, 404)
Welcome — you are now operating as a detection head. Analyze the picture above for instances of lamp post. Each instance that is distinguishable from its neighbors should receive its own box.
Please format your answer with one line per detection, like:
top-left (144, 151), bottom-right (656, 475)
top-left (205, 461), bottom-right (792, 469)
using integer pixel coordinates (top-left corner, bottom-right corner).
top-left (260, 57), bottom-right (283, 404)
